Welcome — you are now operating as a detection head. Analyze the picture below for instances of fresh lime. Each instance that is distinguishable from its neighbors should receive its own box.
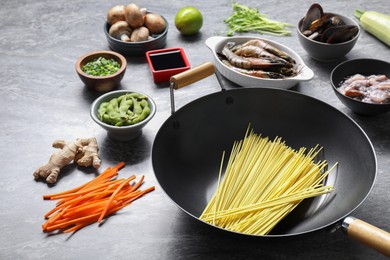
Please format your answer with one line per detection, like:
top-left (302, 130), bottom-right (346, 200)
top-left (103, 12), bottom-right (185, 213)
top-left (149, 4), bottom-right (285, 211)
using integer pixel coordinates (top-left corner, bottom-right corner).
top-left (174, 6), bottom-right (203, 35)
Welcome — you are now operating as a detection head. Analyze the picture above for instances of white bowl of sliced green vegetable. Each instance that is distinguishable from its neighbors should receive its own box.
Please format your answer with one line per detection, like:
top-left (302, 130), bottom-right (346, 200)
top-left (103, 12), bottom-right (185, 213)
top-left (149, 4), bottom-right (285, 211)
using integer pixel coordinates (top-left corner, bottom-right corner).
top-left (90, 90), bottom-right (156, 141)
top-left (76, 50), bottom-right (127, 92)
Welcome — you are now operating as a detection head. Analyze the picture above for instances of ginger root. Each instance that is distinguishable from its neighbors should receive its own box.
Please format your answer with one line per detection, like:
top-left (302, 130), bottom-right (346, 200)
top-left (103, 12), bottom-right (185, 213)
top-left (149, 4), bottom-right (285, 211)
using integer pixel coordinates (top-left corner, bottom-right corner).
top-left (33, 137), bottom-right (101, 184)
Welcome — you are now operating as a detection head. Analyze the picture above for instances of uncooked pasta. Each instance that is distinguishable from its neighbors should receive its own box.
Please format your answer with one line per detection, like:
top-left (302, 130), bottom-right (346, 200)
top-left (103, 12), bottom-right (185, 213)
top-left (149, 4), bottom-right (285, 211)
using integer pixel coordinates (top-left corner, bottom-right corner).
top-left (199, 127), bottom-right (336, 235)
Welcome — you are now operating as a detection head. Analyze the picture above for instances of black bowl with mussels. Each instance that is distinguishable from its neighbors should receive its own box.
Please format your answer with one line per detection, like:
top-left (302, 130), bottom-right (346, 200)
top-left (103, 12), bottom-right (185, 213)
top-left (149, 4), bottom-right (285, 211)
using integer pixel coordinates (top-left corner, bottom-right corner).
top-left (297, 4), bottom-right (360, 61)
top-left (331, 59), bottom-right (390, 115)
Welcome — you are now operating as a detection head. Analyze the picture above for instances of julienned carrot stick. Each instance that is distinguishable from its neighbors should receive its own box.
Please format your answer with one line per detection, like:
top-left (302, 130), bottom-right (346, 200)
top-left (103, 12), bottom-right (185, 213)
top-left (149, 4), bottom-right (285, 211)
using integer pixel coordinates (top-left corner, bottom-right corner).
top-left (62, 200), bottom-right (110, 218)
top-left (42, 164), bottom-right (119, 200)
top-left (43, 162), bottom-right (124, 200)
top-left (98, 175), bottom-right (136, 223)
top-left (45, 189), bottom-right (114, 219)
top-left (50, 178), bottom-right (127, 200)
top-left (128, 175), bottom-right (145, 193)
top-left (44, 212), bottom-right (101, 232)
top-left (44, 202), bottom-right (123, 232)
top-left (63, 203), bottom-right (127, 233)
top-left (53, 176), bottom-right (124, 207)
top-left (45, 184), bottom-right (124, 219)
top-left (42, 183), bottom-right (87, 200)
top-left (115, 190), bottom-right (142, 201)
top-left (112, 161), bottom-right (125, 171)
top-left (42, 168), bottom-right (113, 200)
top-left (63, 222), bottom-right (90, 233)
top-left (41, 162), bottom-right (154, 234)
top-left (42, 205), bottom-right (71, 230)
top-left (124, 186), bottom-right (155, 205)
top-left (81, 168), bottom-right (118, 190)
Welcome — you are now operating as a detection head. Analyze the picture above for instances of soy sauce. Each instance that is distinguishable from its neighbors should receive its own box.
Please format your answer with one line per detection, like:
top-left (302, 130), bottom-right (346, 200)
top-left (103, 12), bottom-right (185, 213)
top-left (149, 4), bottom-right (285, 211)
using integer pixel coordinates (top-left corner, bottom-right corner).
top-left (149, 50), bottom-right (186, 71)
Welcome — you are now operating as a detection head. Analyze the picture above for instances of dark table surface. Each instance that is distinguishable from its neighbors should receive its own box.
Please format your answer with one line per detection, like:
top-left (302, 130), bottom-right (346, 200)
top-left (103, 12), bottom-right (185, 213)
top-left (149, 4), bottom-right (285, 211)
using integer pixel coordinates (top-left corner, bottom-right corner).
top-left (1, 0), bottom-right (390, 259)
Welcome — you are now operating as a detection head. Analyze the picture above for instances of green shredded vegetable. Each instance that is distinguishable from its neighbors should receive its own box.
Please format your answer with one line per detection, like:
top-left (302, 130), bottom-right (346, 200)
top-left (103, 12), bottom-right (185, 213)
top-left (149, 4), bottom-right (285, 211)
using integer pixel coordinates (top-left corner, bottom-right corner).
top-left (82, 57), bottom-right (121, 77)
top-left (224, 2), bottom-right (292, 36)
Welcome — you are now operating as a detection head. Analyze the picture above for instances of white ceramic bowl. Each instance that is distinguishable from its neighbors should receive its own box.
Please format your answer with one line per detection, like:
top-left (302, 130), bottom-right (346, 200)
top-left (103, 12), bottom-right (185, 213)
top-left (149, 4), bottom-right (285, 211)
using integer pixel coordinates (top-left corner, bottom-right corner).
top-left (205, 36), bottom-right (314, 89)
top-left (90, 90), bottom-right (156, 141)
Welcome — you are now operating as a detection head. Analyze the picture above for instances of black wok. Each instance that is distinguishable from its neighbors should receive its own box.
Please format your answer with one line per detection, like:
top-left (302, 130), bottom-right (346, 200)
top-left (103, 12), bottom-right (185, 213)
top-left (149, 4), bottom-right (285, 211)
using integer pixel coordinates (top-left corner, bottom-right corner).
top-left (152, 63), bottom-right (390, 256)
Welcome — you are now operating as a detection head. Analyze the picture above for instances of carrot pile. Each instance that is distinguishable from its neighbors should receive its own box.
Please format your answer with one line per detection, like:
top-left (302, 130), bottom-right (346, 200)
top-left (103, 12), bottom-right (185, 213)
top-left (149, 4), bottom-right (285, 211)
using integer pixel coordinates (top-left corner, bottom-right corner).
top-left (41, 162), bottom-right (154, 233)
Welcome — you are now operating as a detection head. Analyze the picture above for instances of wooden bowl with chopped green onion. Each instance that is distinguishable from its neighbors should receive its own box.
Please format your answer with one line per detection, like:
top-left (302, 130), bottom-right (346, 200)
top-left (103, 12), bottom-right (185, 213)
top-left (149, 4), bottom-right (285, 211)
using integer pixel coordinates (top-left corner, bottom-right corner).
top-left (75, 50), bottom-right (127, 92)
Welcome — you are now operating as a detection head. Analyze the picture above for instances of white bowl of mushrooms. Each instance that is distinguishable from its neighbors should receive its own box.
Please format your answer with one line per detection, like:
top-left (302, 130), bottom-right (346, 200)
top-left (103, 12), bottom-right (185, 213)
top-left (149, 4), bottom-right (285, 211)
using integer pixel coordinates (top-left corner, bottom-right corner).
top-left (104, 3), bottom-right (168, 56)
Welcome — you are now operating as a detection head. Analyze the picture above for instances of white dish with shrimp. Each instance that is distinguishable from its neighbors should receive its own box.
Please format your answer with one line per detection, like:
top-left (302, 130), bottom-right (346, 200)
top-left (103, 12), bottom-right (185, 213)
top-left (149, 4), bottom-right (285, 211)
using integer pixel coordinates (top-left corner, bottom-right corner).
top-left (205, 36), bottom-right (314, 89)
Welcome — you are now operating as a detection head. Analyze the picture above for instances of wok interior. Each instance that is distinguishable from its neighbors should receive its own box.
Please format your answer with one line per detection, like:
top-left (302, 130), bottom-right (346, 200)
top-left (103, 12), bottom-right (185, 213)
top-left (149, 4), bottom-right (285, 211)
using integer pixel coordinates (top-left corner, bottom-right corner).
top-left (152, 88), bottom-right (376, 236)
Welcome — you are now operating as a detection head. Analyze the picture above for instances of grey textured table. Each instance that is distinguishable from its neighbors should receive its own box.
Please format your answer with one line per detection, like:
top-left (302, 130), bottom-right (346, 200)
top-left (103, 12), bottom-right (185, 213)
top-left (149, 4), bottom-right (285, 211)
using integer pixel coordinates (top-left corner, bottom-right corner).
top-left (1, 0), bottom-right (389, 259)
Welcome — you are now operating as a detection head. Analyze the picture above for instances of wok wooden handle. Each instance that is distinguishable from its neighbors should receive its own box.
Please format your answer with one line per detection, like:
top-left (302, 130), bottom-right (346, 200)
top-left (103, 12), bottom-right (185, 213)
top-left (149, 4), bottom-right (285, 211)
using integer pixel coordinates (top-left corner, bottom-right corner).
top-left (170, 62), bottom-right (215, 89)
top-left (343, 216), bottom-right (390, 257)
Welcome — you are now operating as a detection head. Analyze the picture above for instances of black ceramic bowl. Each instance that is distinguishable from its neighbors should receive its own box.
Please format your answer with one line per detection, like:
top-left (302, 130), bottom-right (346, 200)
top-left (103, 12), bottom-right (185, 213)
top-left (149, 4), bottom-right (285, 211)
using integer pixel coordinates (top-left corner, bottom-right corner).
top-left (297, 13), bottom-right (360, 62)
top-left (331, 59), bottom-right (390, 115)
top-left (104, 12), bottom-right (168, 56)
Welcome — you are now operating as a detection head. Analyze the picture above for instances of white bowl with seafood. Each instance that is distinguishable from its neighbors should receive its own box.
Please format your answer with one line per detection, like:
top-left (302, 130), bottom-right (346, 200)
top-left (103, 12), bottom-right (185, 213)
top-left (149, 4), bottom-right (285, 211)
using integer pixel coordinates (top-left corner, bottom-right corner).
top-left (205, 36), bottom-right (314, 89)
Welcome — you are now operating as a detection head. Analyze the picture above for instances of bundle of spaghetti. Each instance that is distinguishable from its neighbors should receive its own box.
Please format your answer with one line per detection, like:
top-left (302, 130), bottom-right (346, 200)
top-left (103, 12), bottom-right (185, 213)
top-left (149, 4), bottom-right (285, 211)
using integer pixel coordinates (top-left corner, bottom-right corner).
top-left (199, 128), bottom-right (336, 235)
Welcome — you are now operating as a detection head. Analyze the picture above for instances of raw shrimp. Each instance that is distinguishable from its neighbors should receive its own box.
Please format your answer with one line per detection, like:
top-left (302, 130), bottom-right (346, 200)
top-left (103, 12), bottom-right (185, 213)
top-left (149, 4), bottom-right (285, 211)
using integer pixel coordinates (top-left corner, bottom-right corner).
top-left (344, 74), bottom-right (366, 84)
top-left (338, 73), bottom-right (390, 104)
top-left (233, 45), bottom-right (292, 67)
top-left (222, 43), bottom-right (289, 70)
top-left (239, 39), bottom-right (296, 64)
top-left (221, 59), bottom-right (285, 79)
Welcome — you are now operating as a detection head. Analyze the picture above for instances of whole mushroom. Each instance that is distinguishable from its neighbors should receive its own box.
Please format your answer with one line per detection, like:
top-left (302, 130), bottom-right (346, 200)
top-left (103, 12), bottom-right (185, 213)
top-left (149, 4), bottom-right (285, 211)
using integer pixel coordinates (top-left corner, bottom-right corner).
top-left (107, 4), bottom-right (126, 25)
top-left (124, 3), bottom-right (144, 28)
top-left (109, 21), bottom-right (132, 42)
top-left (130, 27), bottom-right (150, 42)
top-left (130, 26), bottom-right (149, 42)
top-left (144, 13), bottom-right (166, 34)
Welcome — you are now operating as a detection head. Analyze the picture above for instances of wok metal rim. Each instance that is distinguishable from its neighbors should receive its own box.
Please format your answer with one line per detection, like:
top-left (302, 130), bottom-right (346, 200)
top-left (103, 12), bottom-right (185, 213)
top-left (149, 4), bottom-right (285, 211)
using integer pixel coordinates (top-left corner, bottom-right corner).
top-left (152, 87), bottom-right (378, 238)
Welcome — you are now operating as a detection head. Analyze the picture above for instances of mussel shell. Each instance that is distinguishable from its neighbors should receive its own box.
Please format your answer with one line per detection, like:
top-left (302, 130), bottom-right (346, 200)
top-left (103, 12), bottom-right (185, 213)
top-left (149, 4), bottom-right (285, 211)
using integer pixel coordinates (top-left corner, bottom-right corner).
top-left (321, 25), bottom-right (359, 43)
top-left (307, 31), bottom-right (321, 41)
top-left (308, 13), bottom-right (334, 32)
top-left (330, 16), bottom-right (345, 26)
top-left (300, 3), bottom-right (323, 32)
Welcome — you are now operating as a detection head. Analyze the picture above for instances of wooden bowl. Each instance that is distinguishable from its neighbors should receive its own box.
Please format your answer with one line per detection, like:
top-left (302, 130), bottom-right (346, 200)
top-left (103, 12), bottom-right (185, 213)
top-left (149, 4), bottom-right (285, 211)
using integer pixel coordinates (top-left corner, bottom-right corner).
top-left (75, 50), bottom-right (127, 92)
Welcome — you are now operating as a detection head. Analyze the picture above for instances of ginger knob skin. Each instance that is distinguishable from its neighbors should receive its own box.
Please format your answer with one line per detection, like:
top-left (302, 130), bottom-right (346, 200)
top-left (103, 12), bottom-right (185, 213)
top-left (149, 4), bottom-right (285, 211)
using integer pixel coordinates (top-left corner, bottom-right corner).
top-left (33, 138), bottom-right (101, 184)
top-left (74, 138), bottom-right (101, 168)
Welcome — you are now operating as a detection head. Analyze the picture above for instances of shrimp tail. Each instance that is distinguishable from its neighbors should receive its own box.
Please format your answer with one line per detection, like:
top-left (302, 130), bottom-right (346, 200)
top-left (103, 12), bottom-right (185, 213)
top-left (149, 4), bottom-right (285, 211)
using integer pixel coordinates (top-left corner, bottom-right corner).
top-left (221, 59), bottom-right (285, 79)
top-left (223, 43), bottom-right (291, 70)
top-left (242, 39), bottom-right (296, 64)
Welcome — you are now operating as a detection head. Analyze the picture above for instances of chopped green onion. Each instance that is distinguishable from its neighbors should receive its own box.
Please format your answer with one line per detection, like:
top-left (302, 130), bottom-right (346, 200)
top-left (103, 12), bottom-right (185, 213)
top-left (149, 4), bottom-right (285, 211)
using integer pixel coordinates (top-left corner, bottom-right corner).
top-left (224, 2), bottom-right (292, 36)
top-left (82, 57), bottom-right (121, 77)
